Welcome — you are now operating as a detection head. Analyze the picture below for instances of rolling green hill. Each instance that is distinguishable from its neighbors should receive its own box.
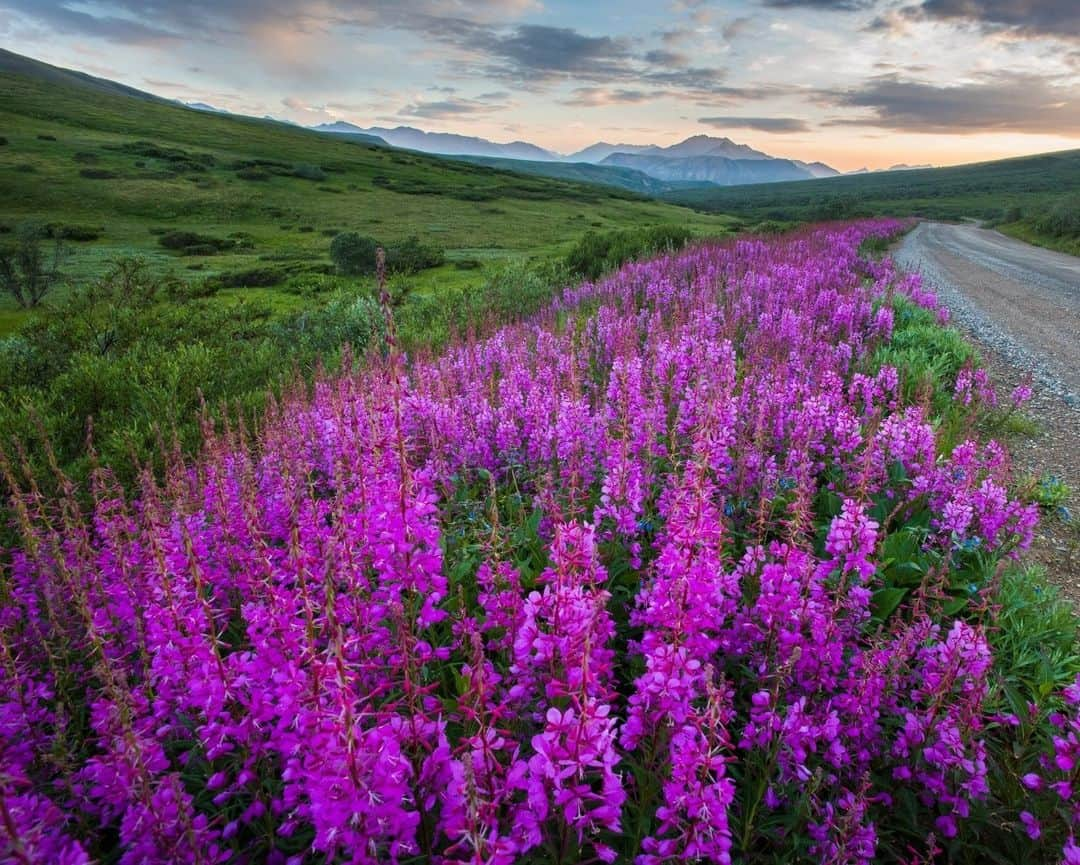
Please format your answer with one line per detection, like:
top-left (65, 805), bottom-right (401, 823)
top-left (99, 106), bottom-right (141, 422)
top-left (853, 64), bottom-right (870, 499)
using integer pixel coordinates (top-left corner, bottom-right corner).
top-left (664, 149), bottom-right (1080, 253)
top-left (0, 48), bottom-right (733, 333)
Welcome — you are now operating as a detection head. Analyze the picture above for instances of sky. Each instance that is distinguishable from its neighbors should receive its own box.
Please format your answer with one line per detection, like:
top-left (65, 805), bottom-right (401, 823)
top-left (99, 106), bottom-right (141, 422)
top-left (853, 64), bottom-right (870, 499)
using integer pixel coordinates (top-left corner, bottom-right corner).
top-left (2, 0), bottom-right (1078, 171)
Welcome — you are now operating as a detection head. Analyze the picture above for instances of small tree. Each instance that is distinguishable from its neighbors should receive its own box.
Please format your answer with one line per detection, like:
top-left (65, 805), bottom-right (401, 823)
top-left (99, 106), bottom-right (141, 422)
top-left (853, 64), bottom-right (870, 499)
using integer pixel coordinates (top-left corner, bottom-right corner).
top-left (329, 232), bottom-right (378, 275)
top-left (0, 224), bottom-right (66, 308)
top-left (60, 257), bottom-right (162, 356)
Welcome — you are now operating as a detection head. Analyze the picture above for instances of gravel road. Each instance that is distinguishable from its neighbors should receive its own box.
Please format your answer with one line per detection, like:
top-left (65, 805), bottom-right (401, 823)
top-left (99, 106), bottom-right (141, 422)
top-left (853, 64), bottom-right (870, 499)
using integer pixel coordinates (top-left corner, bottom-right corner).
top-left (894, 222), bottom-right (1079, 602)
top-left (895, 222), bottom-right (1080, 404)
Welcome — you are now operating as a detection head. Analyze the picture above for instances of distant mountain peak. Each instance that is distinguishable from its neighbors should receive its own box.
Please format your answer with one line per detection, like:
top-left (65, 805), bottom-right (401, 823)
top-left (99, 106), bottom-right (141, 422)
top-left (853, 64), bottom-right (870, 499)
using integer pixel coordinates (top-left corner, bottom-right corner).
top-left (308, 122), bottom-right (841, 187)
top-left (311, 122), bottom-right (559, 161)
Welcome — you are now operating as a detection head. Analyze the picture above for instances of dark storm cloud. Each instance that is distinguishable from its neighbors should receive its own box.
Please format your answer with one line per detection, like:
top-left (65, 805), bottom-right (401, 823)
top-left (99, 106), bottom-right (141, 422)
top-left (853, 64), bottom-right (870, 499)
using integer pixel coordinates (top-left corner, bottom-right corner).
top-left (903, 0), bottom-right (1080, 40)
top-left (822, 73), bottom-right (1080, 134)
top-left (699, 115), bottom-right (811, 132)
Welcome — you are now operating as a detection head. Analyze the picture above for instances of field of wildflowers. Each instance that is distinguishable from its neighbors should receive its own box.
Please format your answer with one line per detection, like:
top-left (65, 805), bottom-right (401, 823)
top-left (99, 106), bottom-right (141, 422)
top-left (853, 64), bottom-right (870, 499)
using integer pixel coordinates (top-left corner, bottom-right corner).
top-left (2, 220), bottom-right (1077, 864)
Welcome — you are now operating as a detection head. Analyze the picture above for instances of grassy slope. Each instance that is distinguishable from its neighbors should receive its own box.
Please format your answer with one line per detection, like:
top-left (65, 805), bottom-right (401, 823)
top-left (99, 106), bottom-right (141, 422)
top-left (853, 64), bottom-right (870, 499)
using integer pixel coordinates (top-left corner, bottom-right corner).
top-left (665, 149), bottom-right (1080, 241)
top-left (0, 51), bottom-right (733, 334)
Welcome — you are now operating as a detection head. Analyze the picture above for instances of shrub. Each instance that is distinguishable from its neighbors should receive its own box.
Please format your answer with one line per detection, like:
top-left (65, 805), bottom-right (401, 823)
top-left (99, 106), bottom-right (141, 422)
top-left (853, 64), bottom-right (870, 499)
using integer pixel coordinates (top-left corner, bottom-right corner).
top-left (213, 266), bottom-right (287, 288)
top-left (0, 136), bottom-right (7, 146)
top-left (158, 231), bottom-right (234, 252)
top-left (79, 168), bottom-right (118, 179)
top-left (43, 224), bottom-right (103, 242)
top-left (36, 133), bottom-right (56, 141)
top-left (385, 235), bottom-right (445, 274)
top-left (236, 167), bottom-right (271, 181)
top-left (72, 151), bottom-right (98, 163)
top-left (183, 244), bottom-right (220, 256)
top-left (1000, 204), bottom-right (1023, 224)
top-left (0, 223), bottom-right (67, 308)
top-left (566, 224), bottom-right (693, 281)
top-left (292, 163), bottom-right (328, 182)
top-left (274, 291), bottom-right (384, 359)
top-left (282, 273), bottom-right (346, 297)
top-left (1033, 194), bottom-right (1080, 238)
top-left (330, 232), bottom-right (379, 275)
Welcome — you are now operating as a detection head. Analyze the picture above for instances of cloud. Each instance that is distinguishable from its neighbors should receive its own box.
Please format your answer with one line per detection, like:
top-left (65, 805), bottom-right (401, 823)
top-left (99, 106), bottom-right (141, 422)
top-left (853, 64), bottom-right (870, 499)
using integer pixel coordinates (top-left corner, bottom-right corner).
top-left (821, 72), bottom-right (1080, 134)
top-left (902, 0), bottom-right (1080, 40)
top-left (644, 48), bottom-right (688, 66)
top-left (2, 0), bottom-right (180, 44)
top-left (722, 17), bottom-right (754, 40)
top-left (760, 0), bottom-right (874, 9)
top-left (699, 115), bottom-right (811, 132)
top-left (470, 24), bottom-right (633, 80)
top-left (6, 1), bottom-right (737, 101)
top-left (398, 94), bottom-right (508, 118)
top-left (560, 87), bottom-right (661, 107)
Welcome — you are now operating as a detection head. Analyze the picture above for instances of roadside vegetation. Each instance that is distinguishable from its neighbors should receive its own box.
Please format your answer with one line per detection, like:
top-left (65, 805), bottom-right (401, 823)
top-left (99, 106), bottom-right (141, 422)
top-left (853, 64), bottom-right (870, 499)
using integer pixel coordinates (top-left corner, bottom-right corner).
top-left (990, 194), bottom-right (1080, 256)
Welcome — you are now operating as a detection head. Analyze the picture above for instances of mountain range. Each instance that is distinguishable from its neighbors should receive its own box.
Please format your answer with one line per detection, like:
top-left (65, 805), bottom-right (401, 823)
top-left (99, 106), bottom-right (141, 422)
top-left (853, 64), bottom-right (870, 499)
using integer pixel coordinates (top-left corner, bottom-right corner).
top-left (312, 123), bottom-right (842, 188)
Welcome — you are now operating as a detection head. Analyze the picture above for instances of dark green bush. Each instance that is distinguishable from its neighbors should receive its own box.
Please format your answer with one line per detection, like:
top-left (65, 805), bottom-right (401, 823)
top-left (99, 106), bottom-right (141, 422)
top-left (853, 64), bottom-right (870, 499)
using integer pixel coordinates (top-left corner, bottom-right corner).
top-left (184, 244), bottom-right (220, 256)
top-left (566, 224), bottom-right (693, 281)
top-left (385, 235), bottom-right (445, 274)
top-left (236, 167), bottom-right (271, 181)
top-left (213, 266), bottom-right (286, 288)
top-left (330, 232), bottom-right (379, 275)
top-left (750, 220), bottom-right (793, 236)
top-left (72, 151), bottom-right (98, 163)
top-left (273, 292), bottom-right (384, 359)
top-left (1033, 194), bottom-right (1080, 238)
top-left (44, 224), bottom-right (103, 242)
top-left (1000, 204), bottom-right (1023, 223)
top-left (293, 163), bottom-right (327, 182)
top-left (79, 168), bottom-right (118, 180)
top-left (0, 137), bottom-right (7, 146)
top-left (37, 134), bottom-right (56, 141)
top-left (159, 231), bottom-right (234, 252)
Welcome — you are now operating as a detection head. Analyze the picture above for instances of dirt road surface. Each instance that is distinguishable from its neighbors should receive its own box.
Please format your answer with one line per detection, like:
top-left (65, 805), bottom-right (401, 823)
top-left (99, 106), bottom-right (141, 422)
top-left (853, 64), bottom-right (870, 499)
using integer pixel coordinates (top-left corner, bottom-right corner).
top-left (895, 222), bottom-right (1079, 604)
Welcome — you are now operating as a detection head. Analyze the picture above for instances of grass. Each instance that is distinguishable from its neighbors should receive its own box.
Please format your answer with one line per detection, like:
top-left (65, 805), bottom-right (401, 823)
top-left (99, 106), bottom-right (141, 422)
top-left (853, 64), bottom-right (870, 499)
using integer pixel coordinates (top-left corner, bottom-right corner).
top-left (0, 50), bottom-right (733, 337)
top-left (997, 220), bottom-right (1080, 257)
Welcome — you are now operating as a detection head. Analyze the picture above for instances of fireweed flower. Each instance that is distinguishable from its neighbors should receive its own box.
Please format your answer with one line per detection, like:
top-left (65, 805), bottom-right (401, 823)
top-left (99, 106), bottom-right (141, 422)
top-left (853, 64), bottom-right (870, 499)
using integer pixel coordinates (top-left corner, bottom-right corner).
top-left (0, 219), bottom-right (1057, 863)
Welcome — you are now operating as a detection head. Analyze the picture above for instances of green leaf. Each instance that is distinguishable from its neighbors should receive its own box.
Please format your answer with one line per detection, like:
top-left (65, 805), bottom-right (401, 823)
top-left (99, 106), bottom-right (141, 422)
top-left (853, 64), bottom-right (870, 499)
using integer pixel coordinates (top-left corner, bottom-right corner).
top-left (872, 586), bottom-right (909, 622)
top-left (942, 596), bottom-right (968, 617)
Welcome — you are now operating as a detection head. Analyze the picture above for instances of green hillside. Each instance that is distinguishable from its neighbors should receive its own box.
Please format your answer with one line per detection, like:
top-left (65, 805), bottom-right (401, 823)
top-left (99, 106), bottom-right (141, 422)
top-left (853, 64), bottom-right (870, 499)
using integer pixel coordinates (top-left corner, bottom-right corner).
top-left (664, 149), bottom-right (1080, 253)
top-left (0, 49), bottom-right (732, 333)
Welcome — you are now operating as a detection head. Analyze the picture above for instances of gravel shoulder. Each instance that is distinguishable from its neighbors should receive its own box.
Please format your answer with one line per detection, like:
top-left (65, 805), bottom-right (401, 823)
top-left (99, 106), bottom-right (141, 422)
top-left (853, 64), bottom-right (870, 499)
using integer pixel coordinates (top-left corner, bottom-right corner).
top-left (894, 222), bottom-right (1080, 605)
